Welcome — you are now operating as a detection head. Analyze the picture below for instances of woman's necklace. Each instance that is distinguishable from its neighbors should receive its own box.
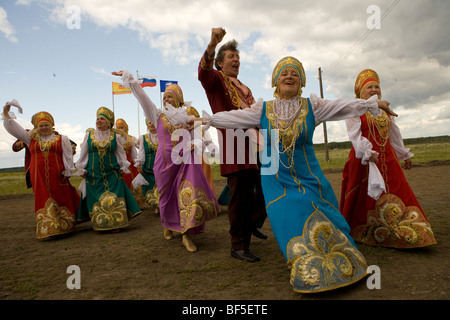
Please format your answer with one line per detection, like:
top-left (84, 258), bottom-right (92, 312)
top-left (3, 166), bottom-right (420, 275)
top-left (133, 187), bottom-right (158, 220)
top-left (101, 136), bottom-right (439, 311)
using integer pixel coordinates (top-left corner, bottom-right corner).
top-left (38, 133), bottom-right (56, 152)
top-left (271, 97), bottom-right (307, 168)
top-left (367, 110), bottom-right (390, 147)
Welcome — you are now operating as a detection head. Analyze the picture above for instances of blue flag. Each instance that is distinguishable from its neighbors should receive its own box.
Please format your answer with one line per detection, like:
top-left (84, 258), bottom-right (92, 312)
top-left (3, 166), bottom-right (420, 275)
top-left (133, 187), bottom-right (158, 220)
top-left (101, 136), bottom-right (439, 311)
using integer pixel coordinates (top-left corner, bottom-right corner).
top-left (160, 80), bottom-right (178, 93)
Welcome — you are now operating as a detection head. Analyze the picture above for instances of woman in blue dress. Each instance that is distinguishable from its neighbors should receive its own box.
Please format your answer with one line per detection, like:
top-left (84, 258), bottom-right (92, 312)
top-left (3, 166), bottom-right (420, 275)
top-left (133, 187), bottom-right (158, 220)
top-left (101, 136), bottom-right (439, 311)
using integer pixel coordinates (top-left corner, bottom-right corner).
top-left (202, 56), bottom-right (395, 293)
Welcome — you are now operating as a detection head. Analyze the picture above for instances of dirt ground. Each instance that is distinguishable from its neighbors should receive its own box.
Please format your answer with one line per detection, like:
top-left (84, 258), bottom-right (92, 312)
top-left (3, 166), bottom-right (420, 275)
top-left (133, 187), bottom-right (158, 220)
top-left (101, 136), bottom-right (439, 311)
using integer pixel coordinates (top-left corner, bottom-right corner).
top-left (0, 164), bottom-right (449, 302)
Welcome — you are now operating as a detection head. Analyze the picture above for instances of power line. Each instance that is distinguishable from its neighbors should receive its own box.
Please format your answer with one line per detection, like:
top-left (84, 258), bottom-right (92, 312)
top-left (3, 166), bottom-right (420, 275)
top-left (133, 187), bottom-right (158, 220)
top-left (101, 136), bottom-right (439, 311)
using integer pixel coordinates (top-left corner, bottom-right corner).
top-left (324, 0), bottom-right (401, 73)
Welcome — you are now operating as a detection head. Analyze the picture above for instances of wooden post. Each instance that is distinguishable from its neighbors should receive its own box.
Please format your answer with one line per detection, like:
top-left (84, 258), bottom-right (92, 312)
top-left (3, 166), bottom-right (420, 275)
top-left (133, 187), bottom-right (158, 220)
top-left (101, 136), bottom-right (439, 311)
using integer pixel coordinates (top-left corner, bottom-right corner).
top-left (318, 67), bottom-right (329, 161)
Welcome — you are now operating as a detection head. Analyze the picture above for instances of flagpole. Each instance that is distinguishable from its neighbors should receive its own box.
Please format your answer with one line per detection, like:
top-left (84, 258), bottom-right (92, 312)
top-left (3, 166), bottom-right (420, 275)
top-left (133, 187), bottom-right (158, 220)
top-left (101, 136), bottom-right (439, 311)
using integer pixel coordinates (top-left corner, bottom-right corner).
top-left (112, 86), bottom-right (115, 114)
top-left (136, 70), bottom-right (140, 137)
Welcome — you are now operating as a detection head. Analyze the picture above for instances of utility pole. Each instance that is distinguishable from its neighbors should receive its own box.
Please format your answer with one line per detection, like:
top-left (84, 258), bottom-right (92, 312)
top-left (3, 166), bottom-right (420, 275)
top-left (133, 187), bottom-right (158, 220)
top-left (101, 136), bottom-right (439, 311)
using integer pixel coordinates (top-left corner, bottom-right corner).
top-left (318, 67), bottom-right (329, 161)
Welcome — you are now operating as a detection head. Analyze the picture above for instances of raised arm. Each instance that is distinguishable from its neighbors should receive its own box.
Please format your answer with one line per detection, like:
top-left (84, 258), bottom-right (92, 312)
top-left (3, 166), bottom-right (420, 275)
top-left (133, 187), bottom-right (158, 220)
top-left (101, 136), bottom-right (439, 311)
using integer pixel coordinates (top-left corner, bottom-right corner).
top-left (200, 99), bottom-right (264, 130)
top-left (112, 70), bottom-right (159, 128)
top-left (311, 94), bottom-right (396, 126)
top-left (2, 103), bottom-right (31, 145)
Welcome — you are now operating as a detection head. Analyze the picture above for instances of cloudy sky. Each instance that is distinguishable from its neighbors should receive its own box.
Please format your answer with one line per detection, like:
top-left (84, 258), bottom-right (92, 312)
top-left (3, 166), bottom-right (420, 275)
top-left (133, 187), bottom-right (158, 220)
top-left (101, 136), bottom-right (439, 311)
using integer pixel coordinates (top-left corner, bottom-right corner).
top-left (1, 0), bottom-right (449, 168)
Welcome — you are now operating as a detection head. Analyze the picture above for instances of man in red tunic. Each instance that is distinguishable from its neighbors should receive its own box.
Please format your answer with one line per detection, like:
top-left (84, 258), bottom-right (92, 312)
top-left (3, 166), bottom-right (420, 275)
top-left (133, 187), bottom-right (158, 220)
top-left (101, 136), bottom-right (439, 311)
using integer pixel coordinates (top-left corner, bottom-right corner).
top-left (198, 27), bottom-right (267, 262)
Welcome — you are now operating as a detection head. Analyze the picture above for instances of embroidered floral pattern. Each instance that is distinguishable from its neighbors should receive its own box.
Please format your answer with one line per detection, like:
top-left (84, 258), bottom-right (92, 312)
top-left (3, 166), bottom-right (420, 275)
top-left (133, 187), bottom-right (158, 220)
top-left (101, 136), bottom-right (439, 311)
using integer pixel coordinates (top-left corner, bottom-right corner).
top-left (90, 191), bottom-right (128, 230)
top-left (351, 193), bottom-right (437, 248)
top-left (89, 129), bottom-right (114, 158)
top-left (36, 197), bottom-right (75, 239)
top-left (287, 207), bottom-right (367, 293)
top-left (178, 180), bottom-right (218, 232)
top-left (145, 185), bottom-right (160, 209)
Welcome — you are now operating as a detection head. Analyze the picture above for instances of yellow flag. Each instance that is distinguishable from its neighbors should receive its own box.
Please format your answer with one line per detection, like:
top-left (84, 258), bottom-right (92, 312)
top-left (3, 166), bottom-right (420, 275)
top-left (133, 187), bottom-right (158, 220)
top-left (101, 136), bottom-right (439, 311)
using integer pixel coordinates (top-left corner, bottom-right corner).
top-left (112, 82), bottom-right (131, 95)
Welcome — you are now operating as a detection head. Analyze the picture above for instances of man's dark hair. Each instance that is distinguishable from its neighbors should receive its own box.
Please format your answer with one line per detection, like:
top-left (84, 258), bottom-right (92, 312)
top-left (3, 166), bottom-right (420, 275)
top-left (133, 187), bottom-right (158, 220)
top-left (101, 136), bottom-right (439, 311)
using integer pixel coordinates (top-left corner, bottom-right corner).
top-left (215, 39), bottom-right (239, 71)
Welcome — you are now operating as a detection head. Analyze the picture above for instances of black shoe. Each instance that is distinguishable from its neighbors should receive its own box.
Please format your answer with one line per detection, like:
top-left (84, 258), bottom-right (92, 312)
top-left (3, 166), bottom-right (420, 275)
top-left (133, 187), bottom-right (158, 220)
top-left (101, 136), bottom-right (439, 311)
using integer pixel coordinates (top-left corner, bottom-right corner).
top-left (252, 228), bottom-right (268, 240)
top-left (231, 249), bottom-right (261, 262)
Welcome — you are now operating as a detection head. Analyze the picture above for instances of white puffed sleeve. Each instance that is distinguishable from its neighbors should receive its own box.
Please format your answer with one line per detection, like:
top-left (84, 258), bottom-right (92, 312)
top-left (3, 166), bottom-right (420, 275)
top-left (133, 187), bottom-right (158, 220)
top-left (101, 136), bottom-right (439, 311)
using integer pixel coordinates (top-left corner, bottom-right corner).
top-left (205, 98), bottom-right (264, 130)
top-left (345, 115), bottom-right (385, 200)
top-left (75, 132), bottom-right (89, 175)
top-left (122, 69), bottom-right (161, 128)
top-left (115, 134), bottom-right (131, 173)
top-left (389, 116), bottom-right (414, 161)
top-left (61, 135), bottom-right (76, 176)
top-left (2, 118), bottom-right (31, 146)
top-left (135, 134), bottom-right (146, 166)
top-left (311, 94), bottom-right (379, 127)
top-left (345, 117), bottom-right (378, 164)
top-left (129, 142), bottom-right (138, 166)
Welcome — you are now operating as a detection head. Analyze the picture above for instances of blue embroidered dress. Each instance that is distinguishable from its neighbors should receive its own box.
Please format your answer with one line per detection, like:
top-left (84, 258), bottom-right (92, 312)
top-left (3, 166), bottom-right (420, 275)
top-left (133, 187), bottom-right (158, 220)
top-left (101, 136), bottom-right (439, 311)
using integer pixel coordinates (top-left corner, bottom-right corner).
top-left (209, 94), bottom-right (378, 293)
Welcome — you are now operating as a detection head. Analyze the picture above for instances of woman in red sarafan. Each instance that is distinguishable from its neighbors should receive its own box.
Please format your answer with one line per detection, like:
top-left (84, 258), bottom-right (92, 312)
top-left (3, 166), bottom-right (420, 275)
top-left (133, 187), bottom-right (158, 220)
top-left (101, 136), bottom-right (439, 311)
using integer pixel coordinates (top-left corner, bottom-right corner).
top-left (340, 69), bottom-right (436, 248)
top-left (2, 102), bottom-right (80, 239)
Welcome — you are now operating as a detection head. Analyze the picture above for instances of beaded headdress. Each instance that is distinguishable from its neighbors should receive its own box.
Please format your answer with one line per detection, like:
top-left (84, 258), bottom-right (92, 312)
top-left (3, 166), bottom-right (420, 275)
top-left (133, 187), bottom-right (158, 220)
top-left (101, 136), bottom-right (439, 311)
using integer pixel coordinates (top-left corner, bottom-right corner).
top-left (164, 84), bottom-right (184, 108)
top-left (354, 69), bottom-right (380, 98)
top-left (32, 111), bottom-right (54, 128)
top-left (97, 106), bottom-right (115, 127)
top-left (272, 56), bottom-right (306, 89)
top-left (115, 118), bottom-right (129, 133)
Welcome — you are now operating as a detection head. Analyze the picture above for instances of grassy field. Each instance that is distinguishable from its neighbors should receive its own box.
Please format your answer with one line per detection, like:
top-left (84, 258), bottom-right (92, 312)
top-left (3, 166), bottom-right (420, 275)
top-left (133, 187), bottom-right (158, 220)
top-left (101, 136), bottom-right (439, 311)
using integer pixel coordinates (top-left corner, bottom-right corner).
top-left (1, 139), bottom-right (449, 195)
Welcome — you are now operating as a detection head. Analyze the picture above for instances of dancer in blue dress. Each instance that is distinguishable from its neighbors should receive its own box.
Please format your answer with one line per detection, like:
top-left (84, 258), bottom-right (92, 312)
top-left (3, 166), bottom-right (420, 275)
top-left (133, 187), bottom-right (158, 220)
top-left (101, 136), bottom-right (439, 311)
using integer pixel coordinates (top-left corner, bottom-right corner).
top-left (202, 56), bottom-right (396, 293)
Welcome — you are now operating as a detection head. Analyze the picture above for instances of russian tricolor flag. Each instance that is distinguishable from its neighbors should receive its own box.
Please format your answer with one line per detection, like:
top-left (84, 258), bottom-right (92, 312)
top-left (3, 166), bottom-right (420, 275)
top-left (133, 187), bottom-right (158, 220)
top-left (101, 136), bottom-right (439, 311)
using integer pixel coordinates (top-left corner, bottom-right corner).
top-left (139, 76), bottom-right (157, 88)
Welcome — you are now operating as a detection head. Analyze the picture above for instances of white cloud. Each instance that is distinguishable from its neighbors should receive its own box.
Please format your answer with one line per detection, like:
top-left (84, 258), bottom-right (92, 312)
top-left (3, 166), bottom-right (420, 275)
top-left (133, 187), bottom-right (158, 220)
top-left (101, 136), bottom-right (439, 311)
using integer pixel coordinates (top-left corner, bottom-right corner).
top-left (90, 66), bottom-right (114, 78)
top-left (40, 0), bottom-right (450, 102)
top-left (0, 7), bottom-right (18, 43)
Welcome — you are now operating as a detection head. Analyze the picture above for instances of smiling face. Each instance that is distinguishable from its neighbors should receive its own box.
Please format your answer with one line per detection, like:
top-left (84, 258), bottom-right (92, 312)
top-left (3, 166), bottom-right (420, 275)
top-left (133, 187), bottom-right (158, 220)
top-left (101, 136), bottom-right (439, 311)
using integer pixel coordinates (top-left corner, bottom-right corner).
top-left (163, 93), bottom-right (178, 109)
top-left (277, 67), bottom-right (301, 100)
top-left (37, 122), bottom-right (53, 137)
top-left (96, 116), bottom-right (110, 131)
top-left (217, 50), bottom-right (240, 78)
top-left (361, 83), bottom-right (381, 100)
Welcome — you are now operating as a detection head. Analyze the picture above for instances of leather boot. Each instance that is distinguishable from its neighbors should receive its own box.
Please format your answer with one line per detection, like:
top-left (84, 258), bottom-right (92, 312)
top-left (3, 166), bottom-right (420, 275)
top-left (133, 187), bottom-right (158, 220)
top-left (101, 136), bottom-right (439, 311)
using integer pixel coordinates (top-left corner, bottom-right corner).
top-left (182, 233), bottom-right (197, 253)
top-left (163, 228), bottom-right (174, 240)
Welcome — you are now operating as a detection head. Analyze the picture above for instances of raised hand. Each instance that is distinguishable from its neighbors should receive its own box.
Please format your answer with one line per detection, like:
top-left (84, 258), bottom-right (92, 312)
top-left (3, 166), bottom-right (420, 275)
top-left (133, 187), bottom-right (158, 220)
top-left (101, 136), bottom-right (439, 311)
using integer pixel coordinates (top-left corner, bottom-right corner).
top-left (210, 28), bottom-right (226, 47)
top-left (378, 100), bottom-right (398, 117)
top-left (207, 28), bottom-right (226, 57)
top-left (112, 71), bottom-right (124, 77)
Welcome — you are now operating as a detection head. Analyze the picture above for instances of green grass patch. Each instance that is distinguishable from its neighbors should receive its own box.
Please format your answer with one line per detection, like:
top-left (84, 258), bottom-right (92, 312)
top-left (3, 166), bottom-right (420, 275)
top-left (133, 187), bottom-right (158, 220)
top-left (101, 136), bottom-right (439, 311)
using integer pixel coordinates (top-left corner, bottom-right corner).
top-left (1, 138), bottom-right (449, 194)
top-left (315, 141), bottom-right (450, 170)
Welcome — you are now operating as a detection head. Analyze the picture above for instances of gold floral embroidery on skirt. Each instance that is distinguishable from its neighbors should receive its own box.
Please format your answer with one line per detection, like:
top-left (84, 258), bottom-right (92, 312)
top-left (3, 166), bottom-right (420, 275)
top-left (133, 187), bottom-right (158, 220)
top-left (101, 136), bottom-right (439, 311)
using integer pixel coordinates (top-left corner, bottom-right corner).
top-left (36, 197), bottom-right (75, 239)
top-left (351, 193), bottom-right (437, 248)
top-left (287, 206), bottom-right (367, 293)
top-left (178, 180), bottom-right (217, 232)
top-left (145, 185), bottom-right (160, 208)
top-left (90, 191), bottom-right (128, 231)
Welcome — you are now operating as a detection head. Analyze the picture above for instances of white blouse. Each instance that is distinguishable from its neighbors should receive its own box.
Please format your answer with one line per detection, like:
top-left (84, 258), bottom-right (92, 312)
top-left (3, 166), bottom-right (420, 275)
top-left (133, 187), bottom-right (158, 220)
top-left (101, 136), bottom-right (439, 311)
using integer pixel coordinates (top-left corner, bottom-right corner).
top-left (3, 118), bottom-right (76, 176)
top-left (205, 94), bottom-right (379, 129)
top-left (75, 129), bottom-right (130, 174)
top-left (345, 113), bottom-right (413, 164)
top-left (135, 132), bottom-right (159, 167)
top-left (204, 94), bottom-right (388, 200)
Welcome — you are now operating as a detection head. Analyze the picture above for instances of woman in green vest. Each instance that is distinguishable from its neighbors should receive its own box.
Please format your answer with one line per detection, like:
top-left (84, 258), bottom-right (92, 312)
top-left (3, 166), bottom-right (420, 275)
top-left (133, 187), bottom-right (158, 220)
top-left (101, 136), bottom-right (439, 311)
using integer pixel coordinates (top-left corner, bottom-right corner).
top-left (76, 106), bottom-right (142, 231)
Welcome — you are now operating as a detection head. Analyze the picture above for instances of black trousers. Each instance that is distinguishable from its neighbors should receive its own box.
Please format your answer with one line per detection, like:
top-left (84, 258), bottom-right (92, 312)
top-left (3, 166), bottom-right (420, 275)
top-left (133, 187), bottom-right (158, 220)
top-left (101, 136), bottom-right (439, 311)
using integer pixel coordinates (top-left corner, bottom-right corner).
top-left (227, 169), bottom-right (267, 250)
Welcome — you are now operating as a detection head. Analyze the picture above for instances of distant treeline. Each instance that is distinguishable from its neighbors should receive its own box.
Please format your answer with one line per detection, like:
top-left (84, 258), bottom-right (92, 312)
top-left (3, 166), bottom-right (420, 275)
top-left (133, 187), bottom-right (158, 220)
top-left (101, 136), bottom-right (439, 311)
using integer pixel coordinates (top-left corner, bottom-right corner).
top-left (313, 135), bottom-right (450, 151)
top-left (1, 135), bottom-right (449, 173)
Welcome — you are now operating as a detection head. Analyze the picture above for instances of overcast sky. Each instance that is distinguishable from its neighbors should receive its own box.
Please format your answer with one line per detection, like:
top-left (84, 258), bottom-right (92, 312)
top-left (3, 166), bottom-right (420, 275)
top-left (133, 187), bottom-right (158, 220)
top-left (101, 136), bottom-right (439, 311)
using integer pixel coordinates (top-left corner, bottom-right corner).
top-left (1, 0), bottom-right (449, 168)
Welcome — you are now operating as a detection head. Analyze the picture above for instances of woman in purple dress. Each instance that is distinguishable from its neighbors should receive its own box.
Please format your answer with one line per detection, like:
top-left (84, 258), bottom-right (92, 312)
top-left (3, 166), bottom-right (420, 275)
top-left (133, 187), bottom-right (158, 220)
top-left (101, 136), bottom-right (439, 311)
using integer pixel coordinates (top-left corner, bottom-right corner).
top-left (112, 70), bottom-right (219, 253)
